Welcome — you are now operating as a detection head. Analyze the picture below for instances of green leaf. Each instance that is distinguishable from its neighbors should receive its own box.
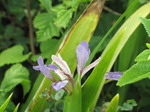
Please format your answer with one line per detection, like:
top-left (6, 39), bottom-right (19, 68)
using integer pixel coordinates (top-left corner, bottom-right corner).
top-left (34, 13), bottom-right (55, 29)
top-left (55, 9), bottom-right (73, 28)
top-left (1, 64), bottom-right (30, 96)
top-left (135, 49), bottom-right (150, 62)
top-left (0, 45), bottom-right (31, 67)
top-left (140, 17), bottom-right (150, 37)
top-left (40, 39), bottom-right (59, 58)
top-left (39, 0), bottom-right (52, 12)
top-left (13, 104), bottom-right (20, 112)
top-left (0, 93), bottom-right (13, 112)
top-left (117, 61), bottom-right (150, 86)
top-left (106, 94), bottom-right (119, 112)
top-left (33, 13), bottom-right (60, 42)
top-left (146, 43), bottom-right (150, 48)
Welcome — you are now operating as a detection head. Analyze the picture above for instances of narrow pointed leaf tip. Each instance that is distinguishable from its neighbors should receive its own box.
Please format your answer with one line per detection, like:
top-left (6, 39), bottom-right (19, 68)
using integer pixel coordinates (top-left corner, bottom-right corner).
top-left (105, 72), bottom-right (123, 81)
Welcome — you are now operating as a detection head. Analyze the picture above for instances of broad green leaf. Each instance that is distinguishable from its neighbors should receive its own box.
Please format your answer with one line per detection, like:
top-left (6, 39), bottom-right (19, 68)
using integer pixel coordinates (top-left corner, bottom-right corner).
top-left (0, 93), bottom-right (13, 112)
top-left (33, 13), bottom-right (60, 42)
top-left (106, 94), bottom-right (119, 112)
top-left (117, 61), bottom-right (150, 87)
top-left (1, 64), bottom-right (30, 96)
top-left (0, 45), bottom-right (31, 67)
top-left (34, 13), bottom-right (55, 29)
top-left (23, 0), bottom-right (104, 111)
top-left (140, 17), bottom-right (150, 37)
top-left (13, 104), bottom-right (20, 112)
top-left (36, 23), bottom-right (60, 42)
top-left (39, 0), bottom-right (52, 12)
top-left (82, 2), bottom-right (150, 112)
top-left (55, 9), bottom-right (73, 28)
top-left (135, 49), bottom-right (150, 62)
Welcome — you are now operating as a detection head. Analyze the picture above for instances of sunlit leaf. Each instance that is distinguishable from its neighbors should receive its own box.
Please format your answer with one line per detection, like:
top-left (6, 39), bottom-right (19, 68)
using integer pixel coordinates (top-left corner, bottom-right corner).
top-left (140, 17), bottom-right (150, 37)
top-left (1, 64), bottom-right (30, 96)
top-left (117, 61), bottom-right (150, 86)
top-left (54, 9), bottom-right (73, 28)
top-left (0, 45), bottom-right (31, 67)
top-left (39, 0), bottom-right (52, 12)
top-left (33, 13), bottom-right (60, 42)
top-left (13, 104), bottom-right (20, 112)
top-left (135, 49), bottom-right (150, 62)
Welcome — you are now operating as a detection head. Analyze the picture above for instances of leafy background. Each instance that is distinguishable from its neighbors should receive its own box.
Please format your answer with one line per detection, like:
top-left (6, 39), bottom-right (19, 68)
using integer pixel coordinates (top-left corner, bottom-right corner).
top-left (0, 0), bottom-right (150, 112)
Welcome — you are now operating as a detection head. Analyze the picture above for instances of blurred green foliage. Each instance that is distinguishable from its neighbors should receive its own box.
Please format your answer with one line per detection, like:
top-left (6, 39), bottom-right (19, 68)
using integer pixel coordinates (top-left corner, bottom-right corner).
top-left (0, 0), bottom-right (150, 112)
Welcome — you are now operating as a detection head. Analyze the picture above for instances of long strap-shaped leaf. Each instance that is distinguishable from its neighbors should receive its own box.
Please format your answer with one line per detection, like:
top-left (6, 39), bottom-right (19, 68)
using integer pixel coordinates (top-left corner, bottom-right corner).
top-left (82, 2), bottom-right (150, 112)
top-left (24, 0), bottom-right (105, 111)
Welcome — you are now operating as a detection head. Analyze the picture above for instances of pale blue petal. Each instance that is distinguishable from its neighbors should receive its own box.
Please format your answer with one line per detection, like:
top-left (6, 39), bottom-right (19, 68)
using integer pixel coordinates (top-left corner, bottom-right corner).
top-left (47, 64), bottom-right (58, 70)
top-left (52, 80), bottom-right (69, 91)
top-left (76, 41), bottom-right (90, 74)
top-left (105, 72), bottom-right (123, 81)
top-left (33, 56), bottom-right (54, 81)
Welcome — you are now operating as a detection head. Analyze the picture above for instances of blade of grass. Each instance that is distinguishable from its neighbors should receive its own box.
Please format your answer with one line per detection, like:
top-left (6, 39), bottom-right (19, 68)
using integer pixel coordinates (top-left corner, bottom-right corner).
top-left (0, 93), bottom-right (13, 112)
top-left (13, 104), bottom-right (20, 112)
top-left (106, 94), bottom-right (119, 112)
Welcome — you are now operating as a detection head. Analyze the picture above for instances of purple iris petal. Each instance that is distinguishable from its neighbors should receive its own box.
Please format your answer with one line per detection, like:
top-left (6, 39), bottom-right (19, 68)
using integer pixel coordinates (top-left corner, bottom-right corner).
top-left (33, 66), bottom-right (40, 71)
top-left (47, 64), bottom-right (58, 70)
top-left (76, 41), bottom-right (90, 74)
top-left (105, 72), bottom-right (123, 81)
top-left (52, 80), bottom-right (69, 91)
top-left (33, 56), bottom-right (54, 81)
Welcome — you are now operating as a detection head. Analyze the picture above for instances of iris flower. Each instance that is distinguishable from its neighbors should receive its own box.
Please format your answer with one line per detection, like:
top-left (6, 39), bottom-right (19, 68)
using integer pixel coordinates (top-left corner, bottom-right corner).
top-left (33, 41), bottom-right (100, 92)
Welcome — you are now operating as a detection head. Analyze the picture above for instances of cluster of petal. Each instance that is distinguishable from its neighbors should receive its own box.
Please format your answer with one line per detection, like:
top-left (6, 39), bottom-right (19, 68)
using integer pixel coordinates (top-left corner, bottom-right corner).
top-left (105, 72), bottom-right (123, 81)
top-left (33, 56), bottom-right (72, 91)
top-left (33, 41), bottom-right (101, 92)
